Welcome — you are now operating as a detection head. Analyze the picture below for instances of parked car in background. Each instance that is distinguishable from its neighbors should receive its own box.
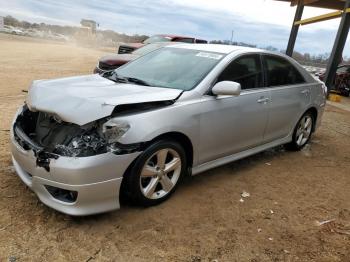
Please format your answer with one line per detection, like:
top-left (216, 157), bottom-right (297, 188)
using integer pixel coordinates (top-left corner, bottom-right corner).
top-left (319, 65), bottom-right (350, 96)
top-left (11, 44), bottom-right (326, 215)
top-left (118, 34), bottom-right (207, 54)
top-left (0, 25), bottom-right (24, 35)
top-left (94, 42), bottom-right (179, 74)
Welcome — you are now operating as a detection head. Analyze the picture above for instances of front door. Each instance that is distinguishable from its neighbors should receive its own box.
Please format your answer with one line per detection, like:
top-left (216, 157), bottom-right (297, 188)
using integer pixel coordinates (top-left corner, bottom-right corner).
top-left (198, 54), bottom-right (270, 164)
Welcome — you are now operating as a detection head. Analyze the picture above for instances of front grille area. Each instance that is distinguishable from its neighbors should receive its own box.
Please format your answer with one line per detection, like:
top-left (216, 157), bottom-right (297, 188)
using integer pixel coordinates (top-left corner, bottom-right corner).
top-left (118, 45), bottom-right (136, 54)
top-left (98, 61), bottom-right (117, 71)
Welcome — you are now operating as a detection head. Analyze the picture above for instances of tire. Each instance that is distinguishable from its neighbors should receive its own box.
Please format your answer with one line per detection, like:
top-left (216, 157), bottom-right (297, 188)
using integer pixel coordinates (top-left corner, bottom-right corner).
top-left (123, 140), bottom-right (187, 206)
top-left (285, 111), bottom-right (314, 151)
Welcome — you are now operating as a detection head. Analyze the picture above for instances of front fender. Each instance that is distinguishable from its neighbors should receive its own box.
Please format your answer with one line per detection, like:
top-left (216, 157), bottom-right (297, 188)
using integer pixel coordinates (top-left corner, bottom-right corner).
top-left (112, 102), bottom-right (202, 165)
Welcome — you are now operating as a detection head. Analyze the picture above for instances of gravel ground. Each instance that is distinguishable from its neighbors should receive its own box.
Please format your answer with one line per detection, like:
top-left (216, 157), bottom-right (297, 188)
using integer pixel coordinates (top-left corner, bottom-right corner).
top-left (0, 34), bottom-right (350, 262)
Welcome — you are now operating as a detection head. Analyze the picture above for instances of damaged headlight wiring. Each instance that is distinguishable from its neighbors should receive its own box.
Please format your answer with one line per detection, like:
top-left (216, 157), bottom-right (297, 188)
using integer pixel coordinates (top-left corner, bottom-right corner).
top-left (101, 119), bottom-right (141, 155)
top-left (102, 119), bottom-right (130, 143)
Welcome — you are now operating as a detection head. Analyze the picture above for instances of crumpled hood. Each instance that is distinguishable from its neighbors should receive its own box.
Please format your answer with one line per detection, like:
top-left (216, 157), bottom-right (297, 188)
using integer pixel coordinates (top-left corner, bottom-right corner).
top-left (26, 74), bottom-right (182, 126)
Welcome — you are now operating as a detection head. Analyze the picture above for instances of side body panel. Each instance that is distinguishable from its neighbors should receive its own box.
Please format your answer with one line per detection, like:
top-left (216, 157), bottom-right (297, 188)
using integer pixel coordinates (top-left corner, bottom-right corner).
top-left (263, 83), bottom-right (312, 143)
top-left (197, 90), bottom-right (270, 164)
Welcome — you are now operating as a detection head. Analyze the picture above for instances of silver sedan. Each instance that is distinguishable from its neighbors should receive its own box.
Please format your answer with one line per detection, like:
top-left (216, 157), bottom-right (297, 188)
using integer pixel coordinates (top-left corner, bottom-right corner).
top-left (11, 44), bottom-right (326, 215)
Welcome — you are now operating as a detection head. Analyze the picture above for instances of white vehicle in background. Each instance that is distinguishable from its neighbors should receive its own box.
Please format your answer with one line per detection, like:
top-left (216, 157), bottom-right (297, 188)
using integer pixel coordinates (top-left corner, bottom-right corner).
top-left (10, 27), bottom-right (24, 35)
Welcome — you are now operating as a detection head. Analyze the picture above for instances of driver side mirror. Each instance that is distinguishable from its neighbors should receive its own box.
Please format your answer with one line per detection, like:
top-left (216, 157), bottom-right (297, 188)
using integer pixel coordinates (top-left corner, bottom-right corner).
top-left (212, 81), bottom-right (241, 96)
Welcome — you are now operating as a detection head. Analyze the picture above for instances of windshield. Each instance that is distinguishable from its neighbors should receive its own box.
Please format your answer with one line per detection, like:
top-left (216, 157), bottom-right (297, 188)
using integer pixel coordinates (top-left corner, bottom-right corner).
top-left (143, 35), bottom-right (172, 44)
top-left (132, 43), bottom-right (167, 56)
top-left (115, 47), bottom-right (224, 91)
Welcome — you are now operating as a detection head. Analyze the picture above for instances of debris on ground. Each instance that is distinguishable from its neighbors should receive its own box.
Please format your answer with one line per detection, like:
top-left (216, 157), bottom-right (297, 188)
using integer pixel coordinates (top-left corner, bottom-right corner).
top-left (239, 198), bottom-right (244, 203)
top-left (315, 219), bottom-right (335, 226)
top-left (241, 191), bottom-right (250, 198)
top-left (190, 255), bottom-right (202, 262)
top-left (265, 162), bottom-right (271, 166)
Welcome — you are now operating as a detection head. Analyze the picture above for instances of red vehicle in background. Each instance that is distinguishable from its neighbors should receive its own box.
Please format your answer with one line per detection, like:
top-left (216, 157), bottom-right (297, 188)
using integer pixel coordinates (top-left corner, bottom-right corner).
top-left (118, 34), bottom-right (207, 54)
top-left (319, 65), bottom-right (350, 97)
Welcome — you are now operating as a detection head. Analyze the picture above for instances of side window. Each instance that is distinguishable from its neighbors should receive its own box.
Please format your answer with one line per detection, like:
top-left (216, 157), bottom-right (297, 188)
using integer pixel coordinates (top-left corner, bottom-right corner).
top-left (217, 55), bottom-right (263, 89)
top-left (264, 55), bottom-right (305, 87)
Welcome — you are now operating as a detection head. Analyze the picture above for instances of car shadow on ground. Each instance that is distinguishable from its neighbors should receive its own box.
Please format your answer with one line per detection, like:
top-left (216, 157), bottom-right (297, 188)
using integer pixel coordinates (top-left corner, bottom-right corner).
top-left (63, 145), bottom-right (289, 223)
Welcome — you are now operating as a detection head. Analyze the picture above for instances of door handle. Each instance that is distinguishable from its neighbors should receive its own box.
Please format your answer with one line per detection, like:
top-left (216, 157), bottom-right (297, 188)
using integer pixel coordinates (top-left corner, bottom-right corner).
top-left (257, 97), bottom-right (269, 104)
top-left (301, 89), bottom-right (310, 95)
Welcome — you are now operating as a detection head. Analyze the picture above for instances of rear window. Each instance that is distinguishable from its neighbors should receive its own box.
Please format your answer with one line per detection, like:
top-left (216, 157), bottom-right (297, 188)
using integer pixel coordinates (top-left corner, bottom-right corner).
top-left (173, 38), bottom-right (194, 43)
top-left (264, 55), bottom-right (305, 87)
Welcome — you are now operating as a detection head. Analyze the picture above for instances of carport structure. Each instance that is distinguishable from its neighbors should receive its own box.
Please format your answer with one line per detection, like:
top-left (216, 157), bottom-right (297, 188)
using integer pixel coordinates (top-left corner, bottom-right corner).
top-left (276, 0), bottom-right (350, 93)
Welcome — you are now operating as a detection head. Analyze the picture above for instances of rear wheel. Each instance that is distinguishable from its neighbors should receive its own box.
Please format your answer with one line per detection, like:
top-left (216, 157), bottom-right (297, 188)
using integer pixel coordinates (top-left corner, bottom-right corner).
top-left (285, 112), bottom-right (314, 151)
top-left (124, 140), bottom-right (187, 206)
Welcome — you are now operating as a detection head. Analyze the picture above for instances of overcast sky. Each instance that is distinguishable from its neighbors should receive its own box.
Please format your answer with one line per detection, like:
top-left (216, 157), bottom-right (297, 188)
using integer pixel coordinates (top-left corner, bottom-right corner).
top-left (1, 0), bottom-right (350, 55)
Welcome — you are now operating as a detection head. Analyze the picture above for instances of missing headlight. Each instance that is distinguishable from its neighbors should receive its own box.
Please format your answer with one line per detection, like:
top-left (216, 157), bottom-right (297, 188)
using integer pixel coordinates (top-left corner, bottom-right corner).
top-left (102, 120), bottom-right (130, 143)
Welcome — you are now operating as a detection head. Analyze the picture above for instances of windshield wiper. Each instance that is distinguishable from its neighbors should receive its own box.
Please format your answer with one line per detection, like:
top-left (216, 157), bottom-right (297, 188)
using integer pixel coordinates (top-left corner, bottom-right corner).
top-left (103, 71), bottom-right (129, 84)
top-left (125, 77), bottom-right (150, 86)
top-left (103, 72), bottom-right (150, 86)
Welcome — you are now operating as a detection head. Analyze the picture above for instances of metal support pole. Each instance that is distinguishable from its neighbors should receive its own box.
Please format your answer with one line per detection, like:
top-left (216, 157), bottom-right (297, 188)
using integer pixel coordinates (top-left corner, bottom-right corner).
top-left (324, 0), bottom-right (350, 94)
top-left (286, 0), bottom-right (304, 57)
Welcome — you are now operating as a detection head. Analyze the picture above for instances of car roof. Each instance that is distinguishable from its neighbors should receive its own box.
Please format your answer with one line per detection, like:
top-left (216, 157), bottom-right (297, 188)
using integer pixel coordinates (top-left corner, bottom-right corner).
top-left (157, 34), bottom-right (194, 39)
top-left (144, 42), bottom-right (181, 47)
top-left (168, 43), bottom-right (263, 54)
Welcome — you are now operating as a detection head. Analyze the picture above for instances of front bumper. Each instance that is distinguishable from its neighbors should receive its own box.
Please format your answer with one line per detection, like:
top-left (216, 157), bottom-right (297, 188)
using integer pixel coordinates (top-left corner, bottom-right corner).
top-left (11, 134), bottom-right (140, 216)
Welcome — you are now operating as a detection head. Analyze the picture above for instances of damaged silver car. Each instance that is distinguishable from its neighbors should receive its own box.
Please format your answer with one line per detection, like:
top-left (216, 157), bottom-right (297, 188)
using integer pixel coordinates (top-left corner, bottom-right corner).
top-left (11, 44), bottom-right (326, 215)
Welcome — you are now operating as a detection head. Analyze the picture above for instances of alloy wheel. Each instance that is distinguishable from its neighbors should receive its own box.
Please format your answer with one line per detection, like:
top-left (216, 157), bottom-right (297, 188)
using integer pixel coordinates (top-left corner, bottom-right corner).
top-left (139, 148), bottom-right (182, 200)
top-left (296, 115), bottom-right (313, 146)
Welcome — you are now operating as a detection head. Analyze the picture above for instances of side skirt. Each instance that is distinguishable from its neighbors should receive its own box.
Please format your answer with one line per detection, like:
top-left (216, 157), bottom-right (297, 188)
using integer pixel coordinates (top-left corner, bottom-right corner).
top-left (191, 136), bottom-right (292, 176)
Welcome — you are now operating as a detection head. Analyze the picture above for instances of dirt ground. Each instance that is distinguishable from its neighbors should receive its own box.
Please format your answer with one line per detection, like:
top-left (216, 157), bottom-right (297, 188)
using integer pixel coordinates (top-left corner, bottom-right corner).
top-left (0, 34), bottom-right (350, 262)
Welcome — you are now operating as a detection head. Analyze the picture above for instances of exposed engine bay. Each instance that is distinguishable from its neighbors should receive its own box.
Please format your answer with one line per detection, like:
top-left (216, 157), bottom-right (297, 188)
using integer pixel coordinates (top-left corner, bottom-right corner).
top-left (14, 105), bottom-right (107, 157)
top-left (13, 105), bottom-right (144, 164)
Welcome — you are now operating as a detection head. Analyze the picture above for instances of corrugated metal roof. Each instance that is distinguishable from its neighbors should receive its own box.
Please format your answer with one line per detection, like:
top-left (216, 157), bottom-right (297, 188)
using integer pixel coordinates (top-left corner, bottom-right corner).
top-left (275, 0), bottom-right (346, 10)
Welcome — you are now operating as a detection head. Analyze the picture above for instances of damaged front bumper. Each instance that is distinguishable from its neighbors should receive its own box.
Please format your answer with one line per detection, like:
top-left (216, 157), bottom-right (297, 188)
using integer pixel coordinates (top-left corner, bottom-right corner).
top-left (10, 122), bottom-right (141, 216)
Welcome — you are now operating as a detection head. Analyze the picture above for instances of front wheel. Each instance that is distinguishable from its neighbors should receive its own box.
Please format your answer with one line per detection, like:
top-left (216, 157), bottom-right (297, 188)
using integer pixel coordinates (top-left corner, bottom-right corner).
top-left (285, 112), bottom-right (314, 151)
top-left (124, 140), bottom-right (187, 206)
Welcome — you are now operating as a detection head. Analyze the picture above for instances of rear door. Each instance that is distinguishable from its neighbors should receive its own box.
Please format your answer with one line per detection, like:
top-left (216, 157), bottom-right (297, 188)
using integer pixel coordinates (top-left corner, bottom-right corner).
top-left (262, 54), bottom-right (310, 143)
